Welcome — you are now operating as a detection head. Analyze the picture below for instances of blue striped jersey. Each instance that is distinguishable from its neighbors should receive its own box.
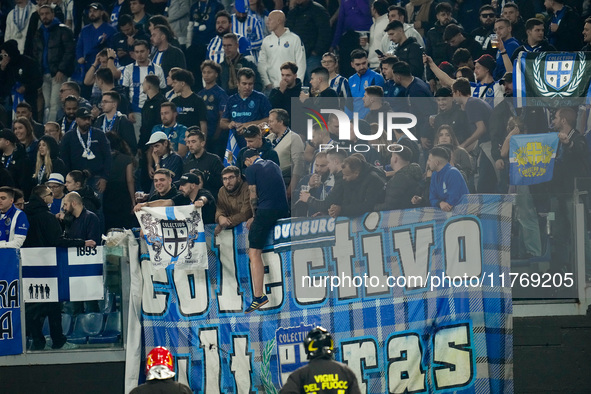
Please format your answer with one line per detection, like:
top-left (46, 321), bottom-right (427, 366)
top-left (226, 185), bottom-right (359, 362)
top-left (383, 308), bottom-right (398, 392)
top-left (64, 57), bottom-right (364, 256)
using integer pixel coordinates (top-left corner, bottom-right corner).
top-left (121, 61), bottom-right (167, 112)
top-left (329, 74), bottom-right (352, 98)
top-left (231, 14), bottom-right (264, 62)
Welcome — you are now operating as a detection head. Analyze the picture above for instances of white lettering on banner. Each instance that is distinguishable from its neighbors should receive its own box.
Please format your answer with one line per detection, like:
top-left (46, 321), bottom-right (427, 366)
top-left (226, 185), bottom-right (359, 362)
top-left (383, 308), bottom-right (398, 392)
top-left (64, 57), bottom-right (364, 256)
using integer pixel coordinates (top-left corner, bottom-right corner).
top-left (230, 336), bottom-right (253, 394)
top-left (216, 230), bottom-right (243, 313)
top-left (293, 248), bottom-right (327, 304)
top-left (278, 342), bottom-right (306, 385)
top-left (199, 327), bottom-right (221, 394)
top-left (444, 219), bottom-right (482, 278)
top-left (0, 279), bottom-right (19, 309)
top-left (333, 221), bottom-right (357, 300)
top-left (141, 261), bottom-right (169, 315)
top-left (393, 225), bottom-right (434, 290)
top-left (433, 324), bottom-right (473, 390)
top-left (174, 267), bottom-right (209, 316)
top-left (341, 339), bottom-right (378, 394)
top-left (362, 235), bottom-right (390, 296)
top-left (387, 333), bottom-right (426, 393)
top-left (0, 311), bottom-right (13, 339)
top-left (177, 356), bottom-right (191, 388)
top-left (260, 252), bottom-right (284, 309)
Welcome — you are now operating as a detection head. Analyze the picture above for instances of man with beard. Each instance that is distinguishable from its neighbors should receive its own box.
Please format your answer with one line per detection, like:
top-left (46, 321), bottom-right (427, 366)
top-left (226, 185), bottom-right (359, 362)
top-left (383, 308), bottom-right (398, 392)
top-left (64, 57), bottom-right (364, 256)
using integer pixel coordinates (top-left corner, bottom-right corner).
top-left (387, 20), bottom-right (424, 79)
top-left (150, 24), bottom-right (186, 79)
top-left (62, 191), bottom-right (101, 244)
top-left (60, 108), bottom-right (112, 199)
top-left (214, 165), bottom-right (253, 235)
top-left (206, 10), bottom-right (251, 64)
top-left (93, 91), bottom-right (137, 153)
top-left (219, 33), bottom-right (261, 96)
top-left (109, 14), bottom-right (149, 68)
top-left (150, 102), bottom-right (187, 156)
top-left (76, 3), bottom-right (116, 77)
top-left (32, 4), bottom-right (75, 123)
top-left (58, 96), bottom-right (79, 136)
top-left (231, 0), bottom-right (264, 62)
top-left (56, 81), bottom-right (92, 123)
top-left (183, 128), bottom-right (223, 200)
top-left (135, 171), bottom-right (216, 224)
top-left (471, 5), bottom-right (497, 58)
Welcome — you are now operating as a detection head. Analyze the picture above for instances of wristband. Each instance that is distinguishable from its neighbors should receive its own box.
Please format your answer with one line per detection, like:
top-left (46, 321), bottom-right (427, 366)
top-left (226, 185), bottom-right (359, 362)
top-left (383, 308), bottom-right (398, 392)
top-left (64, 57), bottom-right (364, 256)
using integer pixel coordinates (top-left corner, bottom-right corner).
top-left (108, 57), bottom-right (115, 60)
top-left (500, 51), bottom-right (507, 55)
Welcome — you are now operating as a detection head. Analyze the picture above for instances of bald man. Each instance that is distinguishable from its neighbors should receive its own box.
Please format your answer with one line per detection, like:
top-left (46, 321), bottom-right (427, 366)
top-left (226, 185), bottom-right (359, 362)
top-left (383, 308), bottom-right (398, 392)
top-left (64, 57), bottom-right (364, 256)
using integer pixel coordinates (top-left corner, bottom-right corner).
top-left (258, 10), bottom-right (307, 90)
top-left (62, 192), bottom-right (102, 244)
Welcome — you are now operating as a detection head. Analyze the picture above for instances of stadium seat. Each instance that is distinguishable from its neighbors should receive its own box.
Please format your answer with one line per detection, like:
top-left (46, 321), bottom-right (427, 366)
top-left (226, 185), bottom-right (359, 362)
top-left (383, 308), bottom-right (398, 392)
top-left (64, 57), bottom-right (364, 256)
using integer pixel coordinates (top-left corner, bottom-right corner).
top-left (88, 312), bottom-right (122, 344)
top-left (67, 313), bottom-right (104, 344)
top-left (43, 313), bottom-right (73, 343)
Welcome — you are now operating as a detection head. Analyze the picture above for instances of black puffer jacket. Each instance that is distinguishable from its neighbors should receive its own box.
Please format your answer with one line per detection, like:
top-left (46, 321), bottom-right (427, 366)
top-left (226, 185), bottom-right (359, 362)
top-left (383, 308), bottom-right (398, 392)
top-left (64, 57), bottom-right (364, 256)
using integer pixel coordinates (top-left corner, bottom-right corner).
top-left (31, 18), bottom-right (76, 77)
top-left (285, 0), bottom-right (331, 56)
top-left (425, 19), bottom-right (459, 65)
top-left (375, 163), bottom-right (423, 211)
top-left (339, 163), bottom-right (386, 217)
top-left (76, 185), bottom-right (101, 213)
top-left (23, 194), bottom-right (85, 248)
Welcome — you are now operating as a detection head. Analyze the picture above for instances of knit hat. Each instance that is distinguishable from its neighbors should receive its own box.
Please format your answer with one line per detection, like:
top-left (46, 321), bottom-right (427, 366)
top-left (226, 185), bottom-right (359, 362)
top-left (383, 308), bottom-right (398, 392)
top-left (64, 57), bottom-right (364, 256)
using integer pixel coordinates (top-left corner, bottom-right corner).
top-left (475, 54), bottom-right (496, 73)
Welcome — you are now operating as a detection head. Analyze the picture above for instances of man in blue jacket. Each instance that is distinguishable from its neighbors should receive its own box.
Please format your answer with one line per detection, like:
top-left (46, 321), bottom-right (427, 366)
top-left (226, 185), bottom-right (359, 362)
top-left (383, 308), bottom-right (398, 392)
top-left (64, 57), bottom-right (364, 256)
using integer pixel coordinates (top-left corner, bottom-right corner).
top-left (428, 146), bottom-right (468, 211)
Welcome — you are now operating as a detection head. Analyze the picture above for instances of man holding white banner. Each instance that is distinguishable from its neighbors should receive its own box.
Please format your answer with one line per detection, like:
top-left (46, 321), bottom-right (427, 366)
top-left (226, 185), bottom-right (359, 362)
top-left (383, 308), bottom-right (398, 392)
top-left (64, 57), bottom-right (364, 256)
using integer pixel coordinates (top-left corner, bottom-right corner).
top-left (134, 172), bottom-right (210, 269)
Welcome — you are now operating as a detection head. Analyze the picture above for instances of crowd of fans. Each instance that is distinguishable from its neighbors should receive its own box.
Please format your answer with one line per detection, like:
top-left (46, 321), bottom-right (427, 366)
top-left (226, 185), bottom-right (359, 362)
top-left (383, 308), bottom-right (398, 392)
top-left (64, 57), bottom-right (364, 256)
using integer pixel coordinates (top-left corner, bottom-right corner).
top-left (0, 0), bottom-right (591, 314)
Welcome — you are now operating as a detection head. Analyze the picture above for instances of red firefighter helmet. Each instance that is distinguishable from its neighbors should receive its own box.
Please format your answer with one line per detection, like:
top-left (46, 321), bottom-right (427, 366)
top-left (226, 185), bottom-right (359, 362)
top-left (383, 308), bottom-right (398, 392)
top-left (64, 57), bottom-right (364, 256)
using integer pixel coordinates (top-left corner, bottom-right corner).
top-left (146, 346), bottom-right (174, 375)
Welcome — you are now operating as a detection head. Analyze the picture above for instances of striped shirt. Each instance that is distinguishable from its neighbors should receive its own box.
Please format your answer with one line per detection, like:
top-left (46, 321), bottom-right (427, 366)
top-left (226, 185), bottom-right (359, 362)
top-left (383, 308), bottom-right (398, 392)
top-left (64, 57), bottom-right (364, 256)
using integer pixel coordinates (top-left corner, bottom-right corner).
top-left (121, 61), bottom-right (166, 112)
top-left (329, 74), bottom-right (352, 98)
top-left (231, 14), bottom-right (264, 62)
top-left (207, 34), bottom-right (251, 64)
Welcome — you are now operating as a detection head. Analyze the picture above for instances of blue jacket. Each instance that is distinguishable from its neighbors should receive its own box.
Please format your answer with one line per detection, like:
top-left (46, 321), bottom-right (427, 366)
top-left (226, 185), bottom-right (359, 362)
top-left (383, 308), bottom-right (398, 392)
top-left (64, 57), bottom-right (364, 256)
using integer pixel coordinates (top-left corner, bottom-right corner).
top-left (429, 163), bottom-right (469, 208)
top-left (76, 22), bottom-right (116, 72)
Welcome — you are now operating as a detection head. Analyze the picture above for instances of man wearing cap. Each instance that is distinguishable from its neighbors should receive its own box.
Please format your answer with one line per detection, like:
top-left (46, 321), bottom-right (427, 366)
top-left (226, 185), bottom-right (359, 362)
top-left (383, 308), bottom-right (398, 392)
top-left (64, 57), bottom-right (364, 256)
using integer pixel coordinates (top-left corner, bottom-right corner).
top-left (232, 0), bottom-right (265, 62)
top-left (243, 148), bottom-right (288, 313)
top-left (60, 107), bottom-right (112, 199)
top-left (236, 125), bottom-right (279, 171)
top-left (427, 146), bottom-right (469, 211)
top-left (46, 173), bottom-right (66, 215)
top-left (0, 186), bottom-right (29, 248)
top-left (76, 3), bottom-right (117, 77)
top-left (135, 171), bottom-right (216, 224)
top-left (0, 128), bottom-right (31, 194)
top-left (375, 146), bottom-right (422, 211)
top-left (145, 131), bottom-right (183, 183)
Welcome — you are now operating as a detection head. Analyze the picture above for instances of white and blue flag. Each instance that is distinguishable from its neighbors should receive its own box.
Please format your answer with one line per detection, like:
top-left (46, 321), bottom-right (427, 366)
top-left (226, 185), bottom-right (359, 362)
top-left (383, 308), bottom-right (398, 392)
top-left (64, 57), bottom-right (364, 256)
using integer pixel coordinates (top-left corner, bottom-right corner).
top-left (21, 247), bottom-right (104, 303)
top-left (136, 205), bottom-right (207, 270)
top-left (224, 129), bottom-right (240, 166)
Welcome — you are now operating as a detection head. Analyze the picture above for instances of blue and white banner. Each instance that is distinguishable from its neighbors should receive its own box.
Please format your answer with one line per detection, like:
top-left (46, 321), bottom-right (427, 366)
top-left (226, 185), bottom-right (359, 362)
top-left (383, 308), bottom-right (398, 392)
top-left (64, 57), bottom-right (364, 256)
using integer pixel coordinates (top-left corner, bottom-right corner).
top-left (0, 249), bottom-right (22, 357)
top-left (509, 133), bottom-right (559, 185)
top-left (127, 195), bottom-right (514, 393)
top-left (21, 247), bottom-right (104, 303)
top-left (136, 205), bottom-right (207, 270)
top-left (273, 217), bottom-right (336, 253)
top-left (224, 129), bottom-right (240, 167)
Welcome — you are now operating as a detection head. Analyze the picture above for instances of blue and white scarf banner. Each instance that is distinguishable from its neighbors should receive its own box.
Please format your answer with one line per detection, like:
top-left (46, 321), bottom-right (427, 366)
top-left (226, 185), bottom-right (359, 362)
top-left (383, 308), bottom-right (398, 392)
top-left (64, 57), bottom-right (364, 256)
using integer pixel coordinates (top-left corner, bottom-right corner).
top-left (126, 195), bottom-right (514, 393)
top-left (136, 205), bottom-right (207, 270)
top-left (21, 247), bottom-right (104, 303)
top-left (0, 249), bottom-right (22, 357)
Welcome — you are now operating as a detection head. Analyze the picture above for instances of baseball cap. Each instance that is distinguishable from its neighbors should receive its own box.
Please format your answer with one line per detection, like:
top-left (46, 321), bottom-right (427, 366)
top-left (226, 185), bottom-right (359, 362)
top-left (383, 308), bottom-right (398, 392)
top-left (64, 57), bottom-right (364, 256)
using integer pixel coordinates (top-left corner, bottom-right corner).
top-left (499, 72), bottom-right (513, 85)
top-left (76, 107), bottom-right (92, 118)
top-left (243, 148), bottom-right (260, 160)
top-left (179, 172), bottom-right (200, 185)
top-left (0, 129), bottom-right (17, 144)
top-left (88, 3), bottom-right (105, 11)
top-left (146, 131), bottom-right (169, 145)
top-left (46, 173), bottom-right (65, 185)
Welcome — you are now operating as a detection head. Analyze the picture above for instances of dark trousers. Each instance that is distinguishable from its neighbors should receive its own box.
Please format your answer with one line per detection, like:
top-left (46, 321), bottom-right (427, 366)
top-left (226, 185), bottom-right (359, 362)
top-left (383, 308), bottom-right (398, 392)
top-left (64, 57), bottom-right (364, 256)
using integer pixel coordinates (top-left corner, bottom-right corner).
top-left (26, 302), bottom-right (66, 350)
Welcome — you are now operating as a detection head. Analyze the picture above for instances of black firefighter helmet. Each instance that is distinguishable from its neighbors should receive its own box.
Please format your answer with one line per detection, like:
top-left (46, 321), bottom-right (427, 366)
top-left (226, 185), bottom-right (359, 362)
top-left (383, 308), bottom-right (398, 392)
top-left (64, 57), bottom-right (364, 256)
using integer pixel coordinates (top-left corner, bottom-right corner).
top-left (304, 326), bottom-right (334, 360)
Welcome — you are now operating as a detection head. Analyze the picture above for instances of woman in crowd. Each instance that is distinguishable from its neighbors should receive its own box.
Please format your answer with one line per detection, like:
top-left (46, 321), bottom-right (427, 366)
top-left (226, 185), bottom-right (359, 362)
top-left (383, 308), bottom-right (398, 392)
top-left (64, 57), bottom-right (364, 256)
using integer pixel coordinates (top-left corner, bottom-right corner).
top-left (433, 124), bottom-right (474, 191)
top-left (13, 117), bottom-right (38, 164)
top-left (322, 52), bottom-right (351, 98)
top-left (104, 132), bottom-right (136, 230)
top-left (32, 135), bottom-right (66, 186)
top-left (64, 170), bottom-right (101, 214)
top-left (44, 121), bottom-right (64, 143)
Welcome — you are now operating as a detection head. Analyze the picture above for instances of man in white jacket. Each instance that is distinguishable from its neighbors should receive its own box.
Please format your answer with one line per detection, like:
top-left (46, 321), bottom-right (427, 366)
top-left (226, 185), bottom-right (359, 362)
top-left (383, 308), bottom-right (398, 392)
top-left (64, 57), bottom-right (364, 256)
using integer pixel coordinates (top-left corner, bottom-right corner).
top-left (365, 0), bottom-right (389, 69)
top-left (258, 10), bottom-right (306, 91)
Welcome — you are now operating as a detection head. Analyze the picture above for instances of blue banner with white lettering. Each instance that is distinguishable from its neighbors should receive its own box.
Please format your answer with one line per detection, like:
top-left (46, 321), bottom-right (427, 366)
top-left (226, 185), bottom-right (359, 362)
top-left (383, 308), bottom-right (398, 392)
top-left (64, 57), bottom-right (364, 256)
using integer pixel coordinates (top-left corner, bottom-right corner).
top-left (0, 249), bottom-right (22, 357)
top-left (509, 133), bottom-right (559, 186)
top-left (129, 195), bottom-right (513, 393)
